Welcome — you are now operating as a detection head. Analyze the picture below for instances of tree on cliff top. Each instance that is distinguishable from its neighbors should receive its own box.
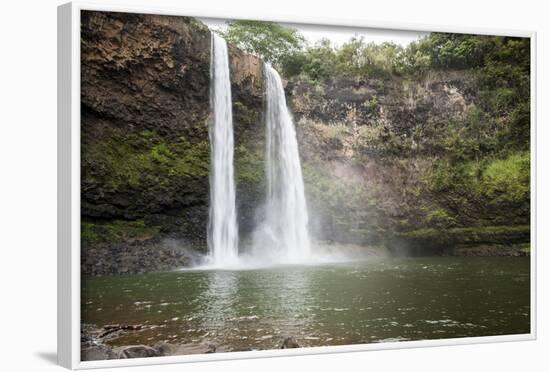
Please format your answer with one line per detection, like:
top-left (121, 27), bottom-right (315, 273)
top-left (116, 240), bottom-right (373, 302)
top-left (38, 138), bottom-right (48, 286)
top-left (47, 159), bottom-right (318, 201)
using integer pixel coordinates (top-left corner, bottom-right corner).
top-left (222, 20), bottom-right (305, 67)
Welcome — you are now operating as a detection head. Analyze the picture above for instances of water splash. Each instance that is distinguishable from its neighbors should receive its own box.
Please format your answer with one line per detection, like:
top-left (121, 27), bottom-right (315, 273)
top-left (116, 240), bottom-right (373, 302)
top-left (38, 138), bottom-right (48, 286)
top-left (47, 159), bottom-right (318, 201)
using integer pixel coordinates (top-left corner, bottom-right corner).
top-left (207, 34), bottom-right (239, 266)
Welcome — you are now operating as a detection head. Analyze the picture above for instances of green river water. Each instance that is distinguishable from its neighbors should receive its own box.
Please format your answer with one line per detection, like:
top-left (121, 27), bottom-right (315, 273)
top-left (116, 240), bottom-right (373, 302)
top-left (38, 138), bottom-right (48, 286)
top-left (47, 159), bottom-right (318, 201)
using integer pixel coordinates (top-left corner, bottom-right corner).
top-left (81, 256), bottom-right (530, 352)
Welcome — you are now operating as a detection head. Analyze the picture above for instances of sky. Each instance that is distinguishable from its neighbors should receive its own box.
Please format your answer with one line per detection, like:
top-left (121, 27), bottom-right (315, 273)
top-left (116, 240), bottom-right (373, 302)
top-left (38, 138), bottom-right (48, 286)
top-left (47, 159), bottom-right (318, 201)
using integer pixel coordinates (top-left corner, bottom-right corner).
top-left (200, 17), bottom-right (428, 47)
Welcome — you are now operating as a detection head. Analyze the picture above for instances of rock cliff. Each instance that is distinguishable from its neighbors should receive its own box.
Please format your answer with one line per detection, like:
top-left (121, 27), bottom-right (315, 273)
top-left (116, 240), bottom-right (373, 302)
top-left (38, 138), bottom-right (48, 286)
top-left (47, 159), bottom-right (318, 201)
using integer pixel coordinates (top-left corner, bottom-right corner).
top-left (290, 72), bottom-right (529, 254)
top-left (80, 11), bottom-right (529, 275)
top-left (80, 11), bottom-right (264, 274)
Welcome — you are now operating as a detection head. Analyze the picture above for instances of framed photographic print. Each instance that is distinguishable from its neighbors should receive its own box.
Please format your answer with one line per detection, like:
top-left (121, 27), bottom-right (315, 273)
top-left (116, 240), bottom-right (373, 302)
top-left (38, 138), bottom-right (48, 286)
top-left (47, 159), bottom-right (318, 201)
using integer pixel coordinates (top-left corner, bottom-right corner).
top-left (57, 1), bottom-right (536, 369)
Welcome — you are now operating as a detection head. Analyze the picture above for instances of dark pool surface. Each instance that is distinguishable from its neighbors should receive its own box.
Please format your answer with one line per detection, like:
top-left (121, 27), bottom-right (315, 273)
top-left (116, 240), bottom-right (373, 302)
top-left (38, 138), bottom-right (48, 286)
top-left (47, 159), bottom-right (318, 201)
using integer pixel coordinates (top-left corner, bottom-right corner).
top-left (82, 256), bottom-right (530, 351)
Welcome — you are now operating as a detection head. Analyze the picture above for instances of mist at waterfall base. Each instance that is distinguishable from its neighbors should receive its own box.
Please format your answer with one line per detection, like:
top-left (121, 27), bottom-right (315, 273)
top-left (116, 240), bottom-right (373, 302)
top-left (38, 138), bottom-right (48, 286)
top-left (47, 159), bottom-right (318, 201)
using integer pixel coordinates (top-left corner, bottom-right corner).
top-left (200, 36), bottom-right (359, 270)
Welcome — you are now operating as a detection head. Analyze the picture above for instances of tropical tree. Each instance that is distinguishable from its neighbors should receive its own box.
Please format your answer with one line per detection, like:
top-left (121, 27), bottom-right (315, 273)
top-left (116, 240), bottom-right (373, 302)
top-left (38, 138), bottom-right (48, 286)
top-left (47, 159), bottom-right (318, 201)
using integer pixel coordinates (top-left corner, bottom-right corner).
top-left (222, 20), bottom-right (305, 67)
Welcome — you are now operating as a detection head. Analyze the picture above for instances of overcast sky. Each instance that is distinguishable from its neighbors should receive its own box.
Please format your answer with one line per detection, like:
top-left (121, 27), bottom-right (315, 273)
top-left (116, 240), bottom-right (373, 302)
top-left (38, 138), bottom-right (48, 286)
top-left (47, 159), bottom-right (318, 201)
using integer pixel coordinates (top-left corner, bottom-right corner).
top-left (200, 17), bottom-right (428, 47)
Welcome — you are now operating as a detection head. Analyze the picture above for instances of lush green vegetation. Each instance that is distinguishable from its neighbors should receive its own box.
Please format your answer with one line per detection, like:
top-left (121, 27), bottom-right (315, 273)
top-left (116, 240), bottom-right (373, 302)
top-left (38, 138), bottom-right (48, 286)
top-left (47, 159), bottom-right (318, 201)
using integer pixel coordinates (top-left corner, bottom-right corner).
top-left (222, 20), bottom-right (305, 66)
top-left (281, 37), bottom-right (404, 81)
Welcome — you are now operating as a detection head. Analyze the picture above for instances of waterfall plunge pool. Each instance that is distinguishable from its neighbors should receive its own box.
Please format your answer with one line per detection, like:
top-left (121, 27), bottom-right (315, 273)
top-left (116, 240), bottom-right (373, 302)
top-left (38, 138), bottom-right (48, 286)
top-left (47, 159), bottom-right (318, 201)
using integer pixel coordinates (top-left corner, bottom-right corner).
top-left (82, 256), bottom-right (530, 353)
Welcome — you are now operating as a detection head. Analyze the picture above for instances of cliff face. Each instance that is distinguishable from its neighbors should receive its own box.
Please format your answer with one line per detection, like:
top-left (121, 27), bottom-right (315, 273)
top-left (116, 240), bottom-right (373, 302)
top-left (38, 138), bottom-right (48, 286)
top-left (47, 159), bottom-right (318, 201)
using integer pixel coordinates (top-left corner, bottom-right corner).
top-left (288, 72), bottom-right (529, 254)
top-left (80, 11), bottom-right (264, 274)
top-left (80, 11), bottom-right (529, 275)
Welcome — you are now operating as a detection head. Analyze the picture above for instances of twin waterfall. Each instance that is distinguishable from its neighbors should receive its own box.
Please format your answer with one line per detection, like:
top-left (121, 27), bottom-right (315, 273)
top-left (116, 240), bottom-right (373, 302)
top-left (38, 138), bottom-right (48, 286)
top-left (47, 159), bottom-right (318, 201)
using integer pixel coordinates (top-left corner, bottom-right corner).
top-left (207, 34), bottom-right (310, 267)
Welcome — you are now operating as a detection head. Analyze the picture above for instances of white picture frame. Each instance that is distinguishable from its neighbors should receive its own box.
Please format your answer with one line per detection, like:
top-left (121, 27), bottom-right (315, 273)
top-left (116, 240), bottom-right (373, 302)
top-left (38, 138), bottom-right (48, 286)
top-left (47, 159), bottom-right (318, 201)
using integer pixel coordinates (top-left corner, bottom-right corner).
top-left (57, 1), bottom-right (537, 369)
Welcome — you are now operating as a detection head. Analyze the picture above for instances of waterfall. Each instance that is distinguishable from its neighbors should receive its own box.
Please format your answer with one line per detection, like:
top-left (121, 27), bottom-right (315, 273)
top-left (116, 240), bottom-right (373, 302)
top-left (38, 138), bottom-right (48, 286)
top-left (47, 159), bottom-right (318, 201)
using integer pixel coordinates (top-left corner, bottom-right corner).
top-left (205, 39), bottom-right (312, 268)
top-left (207, 34), bottom-right (239, 265)
top-left (260, 64), bottom-right (311, 262)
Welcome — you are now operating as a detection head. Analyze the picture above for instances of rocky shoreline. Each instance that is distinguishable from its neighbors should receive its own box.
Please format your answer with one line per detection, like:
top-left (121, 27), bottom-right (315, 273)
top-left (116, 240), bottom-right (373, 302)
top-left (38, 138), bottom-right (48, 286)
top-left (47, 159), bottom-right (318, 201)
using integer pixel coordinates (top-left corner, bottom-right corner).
top-left (81, 237), bottom-right (203, 276)
top-left (81, 324), bottom-right (300, 361)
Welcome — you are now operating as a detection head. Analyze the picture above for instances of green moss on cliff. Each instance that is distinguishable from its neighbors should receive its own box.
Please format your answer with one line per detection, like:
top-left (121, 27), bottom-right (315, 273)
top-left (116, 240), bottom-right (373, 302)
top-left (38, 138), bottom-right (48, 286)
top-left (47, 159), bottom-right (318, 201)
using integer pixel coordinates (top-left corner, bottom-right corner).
top-left (82, 219), bottom-right (160, 244)
top-left (83, 127), bottom-right (210, 191)
top-left (235, 144), bottom-right (265, 185)
top-left (424, 208), bottom-right (458, 228)
top-left (428, 151), bottom-right (529, 220)
top-left (481, 151), bottom-right (530, 203)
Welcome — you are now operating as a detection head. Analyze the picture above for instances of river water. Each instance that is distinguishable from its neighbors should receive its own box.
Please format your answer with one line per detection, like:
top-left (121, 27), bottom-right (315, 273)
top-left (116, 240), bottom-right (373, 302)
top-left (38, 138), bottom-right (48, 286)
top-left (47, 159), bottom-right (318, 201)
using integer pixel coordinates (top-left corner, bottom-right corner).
top-left (81, 256), bottom-right (530, 351)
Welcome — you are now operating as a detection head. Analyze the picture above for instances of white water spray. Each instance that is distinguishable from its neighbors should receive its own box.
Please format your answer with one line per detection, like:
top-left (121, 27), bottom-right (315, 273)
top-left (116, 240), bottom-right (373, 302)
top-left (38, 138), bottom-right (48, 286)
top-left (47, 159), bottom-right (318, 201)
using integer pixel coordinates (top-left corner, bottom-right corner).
top-left (207, 34), bottom-right (239, 265)
top-left (254, 64), bottom-right (311, 262)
